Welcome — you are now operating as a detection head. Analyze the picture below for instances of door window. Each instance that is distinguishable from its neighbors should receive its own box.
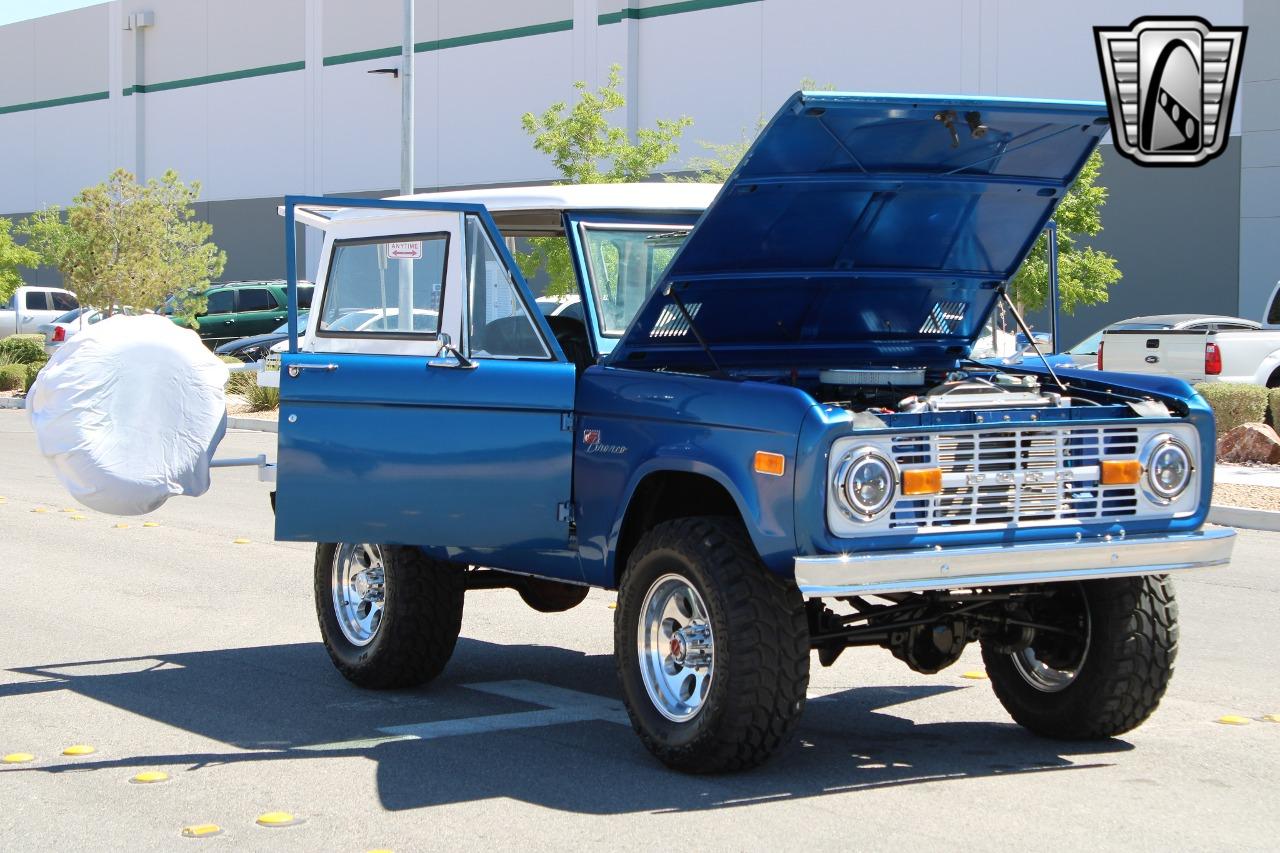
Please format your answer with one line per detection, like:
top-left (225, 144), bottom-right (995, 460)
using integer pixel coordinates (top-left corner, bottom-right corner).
top-left (318, 234), bottom-right (447, 337)
top-left (205, 290), bottom-right (235, 315)
top-left (24, 291), bottom-right (48, 310)
top-left (237, 288), bottom-right (278, 311)
top-left (297, 284), bottom-right (314, 310)
top-left (51, 292), bottom-right (78, 311)
top-left (465, 216), bottom-right (548, 359)
top-left (1269, 286), bottom-right (1280, 325)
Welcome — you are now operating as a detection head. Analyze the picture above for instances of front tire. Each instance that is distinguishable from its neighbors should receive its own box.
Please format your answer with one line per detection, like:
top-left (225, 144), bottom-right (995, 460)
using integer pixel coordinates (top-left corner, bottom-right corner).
top-left (615, 517), bottom-right (809, 773)
top-left (315, 543), bottom-right (465, 689)
top-left (981, 575), bottom-right (1178, 739)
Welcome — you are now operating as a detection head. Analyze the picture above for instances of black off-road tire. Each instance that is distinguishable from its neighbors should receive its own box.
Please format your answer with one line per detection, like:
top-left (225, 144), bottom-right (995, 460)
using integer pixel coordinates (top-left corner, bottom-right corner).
top-left (315, 544), bottom-right (465, 689)
top-left (615, 517), bottom-right (809, 773)
top-left (981, 575), bottom-right (1178, 739)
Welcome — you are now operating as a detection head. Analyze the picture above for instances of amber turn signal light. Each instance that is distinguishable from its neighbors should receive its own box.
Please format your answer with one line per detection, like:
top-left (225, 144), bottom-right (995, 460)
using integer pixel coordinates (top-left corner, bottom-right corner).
top-left (754, 451), bottom-right (786, 477)
top-left (902, 468), bottom-right (943, 496)
top-left (1101, 460), bottom-right (1142, 485)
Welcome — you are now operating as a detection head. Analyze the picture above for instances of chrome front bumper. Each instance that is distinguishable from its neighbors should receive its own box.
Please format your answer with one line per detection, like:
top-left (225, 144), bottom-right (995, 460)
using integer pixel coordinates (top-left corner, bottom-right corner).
top-left (794, 528), bottom-right (1236, 598)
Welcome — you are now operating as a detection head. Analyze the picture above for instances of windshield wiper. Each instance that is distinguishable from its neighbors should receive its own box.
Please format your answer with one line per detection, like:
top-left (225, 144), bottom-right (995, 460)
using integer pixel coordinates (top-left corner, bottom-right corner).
top-left (665, 284), bottom-right (727, 379)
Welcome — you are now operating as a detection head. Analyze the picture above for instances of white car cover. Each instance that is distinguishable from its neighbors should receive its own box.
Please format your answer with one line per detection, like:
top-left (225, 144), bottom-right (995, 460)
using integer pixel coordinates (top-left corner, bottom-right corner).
top-left (27, 314), bottom-right (229, 515)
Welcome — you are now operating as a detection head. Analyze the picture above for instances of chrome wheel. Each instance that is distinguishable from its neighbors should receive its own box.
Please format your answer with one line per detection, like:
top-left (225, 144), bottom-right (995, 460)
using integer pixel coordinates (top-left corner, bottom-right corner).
top-left (1011, 592), bottom-right (1092, 693)
top-left (637, 574), bottom-right (715, 722)
top-left (331, 544), bottom-right (386, 647)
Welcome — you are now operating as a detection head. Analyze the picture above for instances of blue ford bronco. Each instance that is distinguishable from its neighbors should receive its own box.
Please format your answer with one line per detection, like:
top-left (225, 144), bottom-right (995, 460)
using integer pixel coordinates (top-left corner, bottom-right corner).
top-left (272, 92), bottom-right (1235, 773)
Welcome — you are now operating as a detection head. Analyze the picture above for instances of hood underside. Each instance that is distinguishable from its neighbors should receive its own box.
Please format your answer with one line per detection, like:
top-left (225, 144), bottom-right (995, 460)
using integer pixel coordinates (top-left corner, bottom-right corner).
top-left (608, 91), bottom-right (1109, 370)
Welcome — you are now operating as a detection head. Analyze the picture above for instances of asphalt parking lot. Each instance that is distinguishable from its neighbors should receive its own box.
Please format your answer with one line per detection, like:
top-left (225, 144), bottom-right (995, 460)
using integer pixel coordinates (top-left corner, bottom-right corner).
top-left (1, 410), bottom-right (1278, 852)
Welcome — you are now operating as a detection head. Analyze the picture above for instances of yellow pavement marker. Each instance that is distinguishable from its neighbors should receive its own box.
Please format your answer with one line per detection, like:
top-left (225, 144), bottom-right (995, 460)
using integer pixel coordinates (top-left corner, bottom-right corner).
top-left (31, 507), bottom-right (47, 513)
top-left (960, 670), bottom-right (988, 680)
top-left (1262, 714), bottom-right (1280, 723)
top-left (233, 538), bottom-right (251, 545)
top-left (61, 507), bottom-right (76, 513)
top-left (131, 770), bottom-right (169, 783)
top-left (3, 752), bottom-right (35, 764)
top-left (69, 514), bottom-right (86, 521)
top-left (607, 602), bottom-right (617, 610)
top-left (114, 523), bottom-right (129, 529)
top-left (142, 521), bottom-right (160, 528)
top-left (256, 811), bottom-right (299, 827)
top-left (1216, 715), bottom-right (1250, 726)
top-left (181, 824), bottom-right (222, 838)
top-left (62, 744), bottom-right (96, 756)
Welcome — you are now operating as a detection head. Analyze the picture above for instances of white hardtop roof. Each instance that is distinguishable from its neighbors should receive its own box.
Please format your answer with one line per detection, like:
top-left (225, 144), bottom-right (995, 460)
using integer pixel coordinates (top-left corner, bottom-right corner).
top-left (285, 182), bottom-right (719, 230)
top-left (391, 182), bottom-right (719, 212)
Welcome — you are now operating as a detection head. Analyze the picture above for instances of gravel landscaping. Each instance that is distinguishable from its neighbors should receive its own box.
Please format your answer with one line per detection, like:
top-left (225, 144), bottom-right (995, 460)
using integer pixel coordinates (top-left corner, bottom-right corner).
top-left (1213, 482), bottom-right (1280, 512)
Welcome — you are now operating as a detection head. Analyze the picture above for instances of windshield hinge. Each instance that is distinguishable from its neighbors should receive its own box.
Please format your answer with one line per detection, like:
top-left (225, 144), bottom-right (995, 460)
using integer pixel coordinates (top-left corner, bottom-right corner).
top-left (561, 412), bottom-right (574, 431)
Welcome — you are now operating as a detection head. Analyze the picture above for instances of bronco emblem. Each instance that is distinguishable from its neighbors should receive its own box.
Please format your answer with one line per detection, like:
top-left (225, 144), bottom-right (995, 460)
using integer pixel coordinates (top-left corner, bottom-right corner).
top-left (1094, 16), bottom-right (1246, 167)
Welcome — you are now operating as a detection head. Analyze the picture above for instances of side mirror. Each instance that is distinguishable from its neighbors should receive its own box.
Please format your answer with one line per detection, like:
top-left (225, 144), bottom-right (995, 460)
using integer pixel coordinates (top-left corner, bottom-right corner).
top-left (428, 332), bottom-right (476, 370)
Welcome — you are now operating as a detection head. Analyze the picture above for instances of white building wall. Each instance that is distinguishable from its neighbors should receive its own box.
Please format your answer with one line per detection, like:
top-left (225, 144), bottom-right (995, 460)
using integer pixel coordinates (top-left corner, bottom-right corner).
top-left (0, 0), bottom-right (1262, 321)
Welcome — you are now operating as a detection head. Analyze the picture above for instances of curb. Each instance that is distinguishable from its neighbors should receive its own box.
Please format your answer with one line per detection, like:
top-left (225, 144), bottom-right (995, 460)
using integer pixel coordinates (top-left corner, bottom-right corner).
top-left (1208, 504), bottom-right (1280, 533)
top-left (227, 416), bottom-right (278, 433)
top-left (0, 397), bottom-right (25, 410)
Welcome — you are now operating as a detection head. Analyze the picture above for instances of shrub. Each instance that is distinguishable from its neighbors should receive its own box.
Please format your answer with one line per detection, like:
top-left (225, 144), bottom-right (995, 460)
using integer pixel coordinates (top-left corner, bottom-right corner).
top-left (24, 359), bottom-right (46, 392)
top-left (0, 363), bottom-right (25, 391)
top-left (222, 357), bottom-right (256, 396)
top-left (1194, 382), bottom-right (1269, 436)
top-left (0, 334), bottom-right (46, 365)
top-left (1270, 387), bottom-right (1280, 428)
top-left (244, 383), bottom-right (279, 412)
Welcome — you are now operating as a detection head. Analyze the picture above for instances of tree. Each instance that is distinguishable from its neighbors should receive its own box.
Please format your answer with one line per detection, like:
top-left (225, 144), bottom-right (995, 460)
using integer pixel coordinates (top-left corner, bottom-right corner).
top-left (20, 169), bottom-right (225, 323)
top-left (0, 217), bottom-right (39, 303)
top-left (518, 65), bottom-right (692, 296)
top-left (1008, 150), bottom-right (1121, 314)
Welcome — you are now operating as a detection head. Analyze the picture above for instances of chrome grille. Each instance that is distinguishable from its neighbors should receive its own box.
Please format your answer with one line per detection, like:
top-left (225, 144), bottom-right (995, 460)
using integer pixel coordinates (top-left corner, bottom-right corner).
top-left (888, 426), bottom-right (1141, 530)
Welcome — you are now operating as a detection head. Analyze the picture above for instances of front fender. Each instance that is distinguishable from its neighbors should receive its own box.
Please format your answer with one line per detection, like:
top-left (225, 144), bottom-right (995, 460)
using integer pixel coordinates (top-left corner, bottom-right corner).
top-left (602, 453), bottom-right (795, 583)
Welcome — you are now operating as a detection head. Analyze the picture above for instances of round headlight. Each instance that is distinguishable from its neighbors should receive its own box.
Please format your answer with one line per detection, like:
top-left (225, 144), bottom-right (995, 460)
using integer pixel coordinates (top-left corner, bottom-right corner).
top-left (837, 448), bottom-right (897, 520)
top-left (1146, 438), bottom-right (1192, 501)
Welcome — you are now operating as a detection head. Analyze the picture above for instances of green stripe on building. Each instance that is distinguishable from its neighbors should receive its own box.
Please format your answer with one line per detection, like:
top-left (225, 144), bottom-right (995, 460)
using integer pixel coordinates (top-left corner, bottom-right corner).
top-left (599, 0), bottom-right (761, 25)
top-left (0, 90), bottom-right (109, 115)
top-left (325, 19), bottom-right (574, 67)
top-left (123, 60), bottom-right (306, 96)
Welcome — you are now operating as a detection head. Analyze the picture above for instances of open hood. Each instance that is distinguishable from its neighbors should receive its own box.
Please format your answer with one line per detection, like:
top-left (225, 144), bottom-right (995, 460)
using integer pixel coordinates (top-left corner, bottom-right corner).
top-left (608, 92), bottom-right (1108, 370)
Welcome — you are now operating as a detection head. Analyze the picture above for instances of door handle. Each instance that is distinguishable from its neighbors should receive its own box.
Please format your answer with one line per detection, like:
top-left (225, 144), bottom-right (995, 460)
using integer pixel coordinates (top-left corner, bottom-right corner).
top-left (287, 363), bottom-right (339, 377)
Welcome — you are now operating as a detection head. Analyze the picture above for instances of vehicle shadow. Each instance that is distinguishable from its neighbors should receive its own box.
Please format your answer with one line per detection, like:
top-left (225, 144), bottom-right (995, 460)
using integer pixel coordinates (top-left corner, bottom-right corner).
top-left (2, 638), bottom-right (1130, 814)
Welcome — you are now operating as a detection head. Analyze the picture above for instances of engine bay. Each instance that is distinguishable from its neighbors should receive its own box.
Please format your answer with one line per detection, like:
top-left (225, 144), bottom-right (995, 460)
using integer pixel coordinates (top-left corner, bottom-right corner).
top-left (727, 365), bottom-right (1082, 415)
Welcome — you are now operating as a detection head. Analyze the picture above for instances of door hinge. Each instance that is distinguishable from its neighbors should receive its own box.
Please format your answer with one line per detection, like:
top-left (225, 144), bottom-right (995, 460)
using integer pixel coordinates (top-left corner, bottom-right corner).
top-left (560, 412), bottom-right (574, 431)
top-left (557, 502), bottom-right (575, 523)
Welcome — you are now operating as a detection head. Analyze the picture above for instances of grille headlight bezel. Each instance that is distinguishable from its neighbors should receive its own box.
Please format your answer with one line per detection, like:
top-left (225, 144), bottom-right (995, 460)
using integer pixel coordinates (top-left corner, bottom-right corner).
top-left (834, 447), bottom-right (898, 522)
top-left (1141, 434), bottom-right (1194, 503)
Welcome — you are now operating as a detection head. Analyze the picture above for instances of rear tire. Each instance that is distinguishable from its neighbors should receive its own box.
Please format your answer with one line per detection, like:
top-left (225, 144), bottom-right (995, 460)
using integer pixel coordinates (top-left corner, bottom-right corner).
top-left (315, 543), bottom-right (465, 689)
top-left (981, 576), bottom-right (1178, 739)
top-left (615, 517), bottom-right (809, 773)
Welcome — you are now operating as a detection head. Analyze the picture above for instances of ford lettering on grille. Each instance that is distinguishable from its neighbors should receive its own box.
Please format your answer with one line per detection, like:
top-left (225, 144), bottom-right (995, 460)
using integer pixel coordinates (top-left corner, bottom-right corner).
top-left (889, 426), bottom-right (1141, 530)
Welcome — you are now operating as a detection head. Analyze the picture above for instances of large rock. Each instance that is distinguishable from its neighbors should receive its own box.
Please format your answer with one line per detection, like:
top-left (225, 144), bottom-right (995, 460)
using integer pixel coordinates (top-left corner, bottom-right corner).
top-left (1216, 422), bottom-right (1280, 464)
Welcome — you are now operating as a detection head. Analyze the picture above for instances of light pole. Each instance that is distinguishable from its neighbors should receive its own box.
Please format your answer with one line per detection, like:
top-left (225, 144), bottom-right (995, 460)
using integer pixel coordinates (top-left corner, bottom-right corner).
top-left (401, 0), bottom-right (414, 196)
top-left (397, 0), bottom-right (415, 332)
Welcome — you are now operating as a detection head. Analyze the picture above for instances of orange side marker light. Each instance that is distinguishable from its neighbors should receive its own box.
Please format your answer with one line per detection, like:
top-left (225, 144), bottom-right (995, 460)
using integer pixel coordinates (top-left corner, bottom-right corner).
top-left (754, 451), bottom-right (786, 477)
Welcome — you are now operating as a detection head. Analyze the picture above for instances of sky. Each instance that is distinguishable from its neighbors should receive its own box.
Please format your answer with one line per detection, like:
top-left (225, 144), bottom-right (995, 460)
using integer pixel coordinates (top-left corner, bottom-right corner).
top-left (0, 1), bottom-right (105, 27)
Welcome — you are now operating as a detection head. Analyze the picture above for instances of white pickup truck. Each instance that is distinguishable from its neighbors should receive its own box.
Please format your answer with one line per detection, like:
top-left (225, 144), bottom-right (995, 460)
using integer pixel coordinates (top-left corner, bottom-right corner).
top-left (1, 286), bottom-right (79, 338)
top-left (1099, 314), bottom-right (1280, 387)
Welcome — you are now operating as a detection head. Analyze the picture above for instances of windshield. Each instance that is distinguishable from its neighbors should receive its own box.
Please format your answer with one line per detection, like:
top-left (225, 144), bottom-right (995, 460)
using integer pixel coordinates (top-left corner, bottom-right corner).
top-left (579, 226), bottom-right (689, 336)
top-left (52, 307), bottom-right (90, 324)
top-left (271, 312), bottom-right (309, 335)
top-left (1068, 330), bottom-right (1104, 355)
